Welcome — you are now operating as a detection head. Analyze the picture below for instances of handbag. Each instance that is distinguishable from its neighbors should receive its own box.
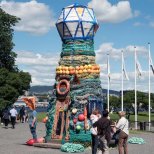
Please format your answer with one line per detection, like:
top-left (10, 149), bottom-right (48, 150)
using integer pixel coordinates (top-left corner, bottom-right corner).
top-left (113, 120), bottom-right (127, 141)
top-left (113, 129), bottom-right (121, 140)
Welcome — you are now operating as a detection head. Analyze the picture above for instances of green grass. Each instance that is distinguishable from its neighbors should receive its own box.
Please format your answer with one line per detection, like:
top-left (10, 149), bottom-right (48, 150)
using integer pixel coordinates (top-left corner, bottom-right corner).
top-left (37, 112), bottom-right (47, 122)
top-left (110, 112), bottom-right (154, 122)
top-left (37, 112), bottom-right (154, 122)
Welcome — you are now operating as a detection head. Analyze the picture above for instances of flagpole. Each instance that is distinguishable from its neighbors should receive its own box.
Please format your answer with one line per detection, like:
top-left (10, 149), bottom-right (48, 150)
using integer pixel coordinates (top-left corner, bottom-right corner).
top-left (134, 46), bottom-right (138, 130)
top-left (148, 42), bottom-right (151, 131)
top-left (107, 54), bottom-right (110, 112)
top-left (121, 50), bottom-right (124, 111)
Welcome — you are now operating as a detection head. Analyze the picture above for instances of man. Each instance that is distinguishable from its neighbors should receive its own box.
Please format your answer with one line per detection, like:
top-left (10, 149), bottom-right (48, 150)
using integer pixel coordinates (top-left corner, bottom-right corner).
top-left (10, 106), bottom-right (18, 129)
top-left (93, 110), bottom-right (111, 154)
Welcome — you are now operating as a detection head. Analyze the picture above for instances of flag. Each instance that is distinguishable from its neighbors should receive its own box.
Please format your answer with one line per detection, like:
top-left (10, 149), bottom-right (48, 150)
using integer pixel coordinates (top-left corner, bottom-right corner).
top-left (122, 54), bottom-right (129, 80)
top-left (107, 54), bottom-right (110, 81)
top-left (136, 58), bottom-right (142, 77)
top-left (149, 54), bottom-right (154, 74)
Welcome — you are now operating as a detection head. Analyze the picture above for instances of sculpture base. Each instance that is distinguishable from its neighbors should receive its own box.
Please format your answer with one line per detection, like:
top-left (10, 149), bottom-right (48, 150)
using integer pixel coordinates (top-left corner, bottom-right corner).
top-left (33, 143), bottom-right (61, 149)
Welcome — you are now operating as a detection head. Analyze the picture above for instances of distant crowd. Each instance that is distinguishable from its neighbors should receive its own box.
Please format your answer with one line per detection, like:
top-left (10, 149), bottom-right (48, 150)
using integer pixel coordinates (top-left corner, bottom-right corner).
top-left (0, 105), bottom-right (28, 129)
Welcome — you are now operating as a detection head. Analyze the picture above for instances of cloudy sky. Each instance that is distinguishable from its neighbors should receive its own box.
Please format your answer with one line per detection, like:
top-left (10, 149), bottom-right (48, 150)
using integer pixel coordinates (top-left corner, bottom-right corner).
top-left (1, 0), bottom-right (154, 92)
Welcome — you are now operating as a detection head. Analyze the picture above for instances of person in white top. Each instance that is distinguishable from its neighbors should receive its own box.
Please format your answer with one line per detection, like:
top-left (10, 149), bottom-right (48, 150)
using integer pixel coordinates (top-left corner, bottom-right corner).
top-left (116, 111), bottom-right (129, 154)
top-left (90, 109), bottom-right (101, 154)
top-left (10, 106), bottom-right (18, 129)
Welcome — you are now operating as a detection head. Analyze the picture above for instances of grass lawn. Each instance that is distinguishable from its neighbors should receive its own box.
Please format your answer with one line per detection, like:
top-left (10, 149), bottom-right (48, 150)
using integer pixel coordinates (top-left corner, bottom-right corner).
top-left (37, 112), bottom-right (154, 123)
top-left (37, 112), bottom-right (154, 134)
top-left (110, 112), bottom-right (154, 122)
top-left (37, 112), bottom-right (47, 122)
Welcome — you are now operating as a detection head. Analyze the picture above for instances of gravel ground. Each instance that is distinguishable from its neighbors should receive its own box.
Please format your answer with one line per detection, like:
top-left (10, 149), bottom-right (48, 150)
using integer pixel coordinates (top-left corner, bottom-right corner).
top-left (0, 122), bottom-right (154, 154)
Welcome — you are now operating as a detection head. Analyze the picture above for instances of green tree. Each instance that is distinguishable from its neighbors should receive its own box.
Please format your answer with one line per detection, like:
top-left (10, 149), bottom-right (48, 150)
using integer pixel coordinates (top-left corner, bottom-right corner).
top-left (0, 8), bottom-right (31, 110)
top-left (123, 90), bottom-right (152, 114)
top-left (109, 95), bottom-right (120, 108)
top-left (0, 8), bottom-right (19, 71)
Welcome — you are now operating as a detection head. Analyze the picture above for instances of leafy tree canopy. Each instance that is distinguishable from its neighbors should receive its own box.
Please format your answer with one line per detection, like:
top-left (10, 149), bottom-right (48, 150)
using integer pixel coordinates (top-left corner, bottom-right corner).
top-left (109, 90), bottom-right (154, 113)
top-left (0, 8), bottom-right (31, 110)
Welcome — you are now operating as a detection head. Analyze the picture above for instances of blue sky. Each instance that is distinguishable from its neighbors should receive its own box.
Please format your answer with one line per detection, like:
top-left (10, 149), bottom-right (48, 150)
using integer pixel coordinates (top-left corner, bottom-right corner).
top-left (1, 0), bottom-right (154, 92)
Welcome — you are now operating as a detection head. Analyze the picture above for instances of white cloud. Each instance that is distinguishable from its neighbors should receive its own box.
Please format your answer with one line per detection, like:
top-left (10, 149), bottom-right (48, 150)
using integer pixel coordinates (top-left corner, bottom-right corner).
top-left (88, 0), bottom-right (134, 23)
top-left (15, 50), bottom-right (60, 85)
top-left (0, 0), bottom-right (55, 34)
top-left (95, 43), bottom-right (154, 91)
top-left (149, 22), bottom-right (154, 28)
top-left (16, 51), bottom-right (59, 66)
top-left (100, 70), bottom-right (154, 92)
top-left (15, 45), bottom-right (154, 92)
top-left (145, 15), bottom-right (151, 20)
top-left (96, 42), bottom-right (148, 63)
top-left (125, 45), bottom-right (147, 54)
top-left (133, 22), bottom-right (142, 27)
top-left (134, 10), bottom-right (140, 17)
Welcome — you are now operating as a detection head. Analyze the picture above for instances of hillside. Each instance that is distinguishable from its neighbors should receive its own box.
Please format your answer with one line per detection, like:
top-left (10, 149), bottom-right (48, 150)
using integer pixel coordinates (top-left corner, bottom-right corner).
top-left (29, 86), bottom-right (53, 94)
top-left (29, 85), bottom-right (120, 96)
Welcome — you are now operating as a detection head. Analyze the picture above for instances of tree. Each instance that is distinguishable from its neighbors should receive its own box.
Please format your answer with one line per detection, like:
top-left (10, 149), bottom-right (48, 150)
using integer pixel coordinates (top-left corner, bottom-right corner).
top-left (0, 8), bottom-right (31, 110)
top-left (0, 8), bottom-right (20, 71)
top-left (109, 95), bottom-right (120, 109)
top-left (123, 90), bottom-right (152, 114)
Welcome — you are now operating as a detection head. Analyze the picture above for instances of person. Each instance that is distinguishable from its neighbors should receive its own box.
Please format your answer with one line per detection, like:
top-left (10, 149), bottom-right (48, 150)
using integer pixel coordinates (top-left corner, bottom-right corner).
top-left (93, 110), bottom-right (111, 154)
top-left (110, 121), bottom-right (116, 139)
top-left (2, 107), bottom-right (10, 129)
top-left (0, 109), bottom-right (4, 125)
top-left (116, 111), bottom-right (129, 154)
top-left (90, 109), bottom-right (101, 154)
top-left (10, 105), bottom-right (18, 129)
top-left (19, 106), bottom-right (25, 123)
top-left (28, 107), bottom-right (37, 140)
top-left (22, 97), bottom-right (37, 141)
top-left (25, 109), bottom-right (28, 122)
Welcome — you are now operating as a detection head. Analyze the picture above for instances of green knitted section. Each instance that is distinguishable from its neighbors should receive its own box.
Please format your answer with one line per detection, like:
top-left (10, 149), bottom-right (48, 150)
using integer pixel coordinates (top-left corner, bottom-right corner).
top-left (59, 55), bottom-right (95, 66)
top-left (61, 51), bottom-right (95, 57)
top-left (61, 40), bottom-right (95, 57)
top-left (69, 130), bottom-right (92, 143)
top-left (128, 137), bottom-right (145, 144)
top-left (45, 98), bottom-right (56, 142)
top-left (61, 143), bottom-right (85, 153)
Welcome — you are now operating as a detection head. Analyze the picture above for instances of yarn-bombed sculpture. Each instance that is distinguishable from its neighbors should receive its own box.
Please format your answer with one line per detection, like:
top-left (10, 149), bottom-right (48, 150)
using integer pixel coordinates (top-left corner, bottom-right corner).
top-left (45, 4), bottom-right (104, 147)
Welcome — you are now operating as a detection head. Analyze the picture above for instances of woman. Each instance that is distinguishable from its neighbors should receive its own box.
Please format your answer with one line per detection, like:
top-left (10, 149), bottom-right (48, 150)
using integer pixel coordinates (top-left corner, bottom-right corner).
top-left (116, 111), bottom-right (129, 154)
top-left (90, 109), bottom-right (101, 154)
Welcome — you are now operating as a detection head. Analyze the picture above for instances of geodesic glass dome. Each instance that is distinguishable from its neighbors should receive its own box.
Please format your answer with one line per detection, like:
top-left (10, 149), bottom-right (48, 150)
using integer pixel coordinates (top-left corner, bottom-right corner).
top-left (56, 4), bottom-right (99, 42)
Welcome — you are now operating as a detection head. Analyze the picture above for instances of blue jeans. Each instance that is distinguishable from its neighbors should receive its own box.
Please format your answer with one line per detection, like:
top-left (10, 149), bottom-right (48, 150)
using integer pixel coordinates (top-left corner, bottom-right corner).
top-left (91, 134), bottom-right (99, 154)
top-left (29, 124), bottom-right (37, 139)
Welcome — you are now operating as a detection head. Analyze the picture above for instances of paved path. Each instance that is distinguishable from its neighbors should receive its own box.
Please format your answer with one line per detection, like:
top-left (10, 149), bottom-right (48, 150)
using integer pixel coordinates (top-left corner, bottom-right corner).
top-left (0, 122), bottom-right (154, 154)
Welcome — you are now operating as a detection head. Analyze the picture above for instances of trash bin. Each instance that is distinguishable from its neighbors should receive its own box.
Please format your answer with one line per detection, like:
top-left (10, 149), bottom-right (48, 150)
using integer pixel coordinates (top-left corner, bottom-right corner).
top-left (144, 122), bottom-right (146, 131)
top-left (140, 122), bottom-right (144, 130)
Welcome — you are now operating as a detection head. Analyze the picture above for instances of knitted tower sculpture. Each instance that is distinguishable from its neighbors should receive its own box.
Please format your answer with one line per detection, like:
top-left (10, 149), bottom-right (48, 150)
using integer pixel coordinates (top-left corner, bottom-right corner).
top-left (45, 4), bottom-right (104, 146)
